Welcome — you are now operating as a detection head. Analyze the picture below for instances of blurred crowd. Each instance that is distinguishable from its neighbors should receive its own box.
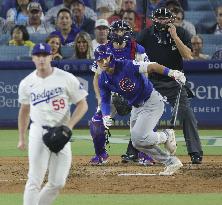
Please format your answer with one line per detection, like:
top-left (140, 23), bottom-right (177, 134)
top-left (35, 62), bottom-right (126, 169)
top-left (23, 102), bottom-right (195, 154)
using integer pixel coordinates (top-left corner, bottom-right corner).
top-left (0, 0), bottom-right (221, 61)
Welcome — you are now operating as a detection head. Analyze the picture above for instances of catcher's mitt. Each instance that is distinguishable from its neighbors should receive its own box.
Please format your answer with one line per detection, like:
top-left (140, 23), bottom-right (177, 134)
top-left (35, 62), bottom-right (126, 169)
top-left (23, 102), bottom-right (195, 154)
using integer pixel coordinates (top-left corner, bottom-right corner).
top-left (42, 125), bottom-right (72, 153)
top-left (112, 93), bottom-right (132, 116)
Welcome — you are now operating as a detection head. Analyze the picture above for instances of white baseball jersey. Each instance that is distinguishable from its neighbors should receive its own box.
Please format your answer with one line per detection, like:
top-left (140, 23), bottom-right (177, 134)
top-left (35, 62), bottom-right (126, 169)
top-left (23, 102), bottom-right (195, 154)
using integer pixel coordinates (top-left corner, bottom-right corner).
top-left (18, 67), bottom-right (88, 127)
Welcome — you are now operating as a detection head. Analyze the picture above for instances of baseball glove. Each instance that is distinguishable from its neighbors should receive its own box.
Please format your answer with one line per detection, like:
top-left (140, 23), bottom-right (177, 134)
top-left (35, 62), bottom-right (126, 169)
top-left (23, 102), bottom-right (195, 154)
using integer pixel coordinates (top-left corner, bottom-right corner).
top-left (42, 125), bottom-right (72, 153)
top-left (112, 93), bottom-right (132, 116)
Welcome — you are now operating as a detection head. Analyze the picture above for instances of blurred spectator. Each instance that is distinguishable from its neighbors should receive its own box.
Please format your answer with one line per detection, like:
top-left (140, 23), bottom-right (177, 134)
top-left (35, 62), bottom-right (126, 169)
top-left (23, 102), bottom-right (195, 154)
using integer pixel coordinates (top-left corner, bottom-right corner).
top-left (45, 34), bottom-right (63, 60)
top-left (9, 25), bottom-right (35, 48)
top-left (165, 0), bottom-right (189, 11)
top-left (177, 0), bottom-right (188, 11)
top-left (72, 31), bottom-right (94, 59)
top-left (54, 0), bottom-right (92, 7)
top-left (122, 9), bottom-right (152, 34)
top-left (103, 0), bottom-right (123, 25)
top-left (211, 48), bottom-right (222, 60)
top-left (0, 18), bottom-right (6, 35)
top-left (0, 17), bottom-right (10, 35)
top-left (111, 0), bottom-right (152, 30)
top-left (45, 0), bottom-right (97, 25)
top-left (92, 19), bottom-right (109, 51)
top-left (70, 0), bottom-right (95, 37)
top-left (214, 5), bottom-right (222, 34)
top-left (165, 0), bottom-right (181, 10)
top-left (6, 0), bottom-right (32, 25)
top-left (26, 2), bottom-right (55, 34)
top-left (136, 0), bottom-right (165, 17)
top-left (122, 10), bottom-right (136, 31)
top-left (50, 8), bottom-right (79, 46)
top-left (122, 0), bottom-right (136, 10)
top-left (196, 5), bottom-right (222, 34)
top-left (96, 0), bottom-right (118, 20)
top-left (191, 35), bottom-right (210, 60)
top-left (171, 6), bottom-right (196, 36)
top-left (2, 0), bottom-right (47, 18)
top-left (147, 0), bottom-right (165, 16)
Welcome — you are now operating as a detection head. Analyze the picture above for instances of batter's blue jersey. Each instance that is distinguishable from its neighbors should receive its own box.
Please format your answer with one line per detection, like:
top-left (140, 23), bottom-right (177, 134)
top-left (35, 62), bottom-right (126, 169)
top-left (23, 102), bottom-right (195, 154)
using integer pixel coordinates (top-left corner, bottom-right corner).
top-left (99, 60), bottom-right (153, 115)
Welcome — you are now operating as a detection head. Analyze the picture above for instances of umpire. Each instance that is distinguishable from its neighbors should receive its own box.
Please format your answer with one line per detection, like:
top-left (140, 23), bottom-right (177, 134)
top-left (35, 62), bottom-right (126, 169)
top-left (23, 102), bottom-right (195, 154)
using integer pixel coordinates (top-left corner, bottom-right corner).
top-left (137, 7), bottom-right (203, 164)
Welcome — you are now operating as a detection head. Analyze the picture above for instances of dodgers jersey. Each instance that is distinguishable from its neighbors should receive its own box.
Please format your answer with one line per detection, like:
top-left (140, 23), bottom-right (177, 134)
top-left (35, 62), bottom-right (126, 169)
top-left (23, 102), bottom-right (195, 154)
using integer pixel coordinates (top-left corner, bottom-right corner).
top-left (18, 67), bottom-right (88, 127)
top-left (99, 60), bottom-right (154, 115)
top-left (91, 40), bottom-right (149, 74)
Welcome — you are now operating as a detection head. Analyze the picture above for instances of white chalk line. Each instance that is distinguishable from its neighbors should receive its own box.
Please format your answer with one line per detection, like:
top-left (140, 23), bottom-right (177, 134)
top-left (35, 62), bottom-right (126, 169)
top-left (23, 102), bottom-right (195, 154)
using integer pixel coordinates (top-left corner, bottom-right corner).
top-left (118, 173), bottom-right (157, 176)
top-left (0, 178), bottom-right (27, 182)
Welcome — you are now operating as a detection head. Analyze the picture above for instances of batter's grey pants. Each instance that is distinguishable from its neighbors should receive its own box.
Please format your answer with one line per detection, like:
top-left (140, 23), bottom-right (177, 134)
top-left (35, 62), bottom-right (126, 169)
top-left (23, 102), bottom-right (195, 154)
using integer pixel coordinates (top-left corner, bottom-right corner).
top-left (130, 90), bottom-right (178, 166)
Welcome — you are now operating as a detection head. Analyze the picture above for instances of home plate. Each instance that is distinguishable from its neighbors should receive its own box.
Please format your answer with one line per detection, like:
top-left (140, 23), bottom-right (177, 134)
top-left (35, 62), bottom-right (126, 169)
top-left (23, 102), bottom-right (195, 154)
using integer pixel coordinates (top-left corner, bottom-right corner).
top-left (118, 173), bottom-right (157, 176)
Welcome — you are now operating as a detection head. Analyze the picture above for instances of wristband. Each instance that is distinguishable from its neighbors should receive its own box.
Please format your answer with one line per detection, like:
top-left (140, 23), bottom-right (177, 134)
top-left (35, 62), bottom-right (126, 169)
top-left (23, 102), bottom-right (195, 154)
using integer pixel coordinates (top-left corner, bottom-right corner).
top-left (163, 67), bottom-right (170, 76)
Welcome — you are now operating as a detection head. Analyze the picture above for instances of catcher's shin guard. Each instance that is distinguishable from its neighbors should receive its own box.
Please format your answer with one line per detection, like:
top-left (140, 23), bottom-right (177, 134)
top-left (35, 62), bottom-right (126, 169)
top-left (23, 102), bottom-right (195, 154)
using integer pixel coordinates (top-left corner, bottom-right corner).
top-left (90, 111), bottom-right (107, 156)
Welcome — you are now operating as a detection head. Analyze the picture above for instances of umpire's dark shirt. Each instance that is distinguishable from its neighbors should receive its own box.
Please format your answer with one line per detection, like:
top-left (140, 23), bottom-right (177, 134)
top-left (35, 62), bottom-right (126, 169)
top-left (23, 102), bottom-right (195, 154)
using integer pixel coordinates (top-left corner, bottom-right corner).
top-left (136, 26), bottom-right (192, 82)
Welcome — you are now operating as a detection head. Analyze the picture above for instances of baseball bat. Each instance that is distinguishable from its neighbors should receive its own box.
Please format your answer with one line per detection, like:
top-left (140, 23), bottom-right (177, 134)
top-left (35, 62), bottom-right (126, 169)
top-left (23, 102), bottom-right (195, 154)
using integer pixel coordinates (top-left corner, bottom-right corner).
top-left (169, 84), bottom-right (183, 128)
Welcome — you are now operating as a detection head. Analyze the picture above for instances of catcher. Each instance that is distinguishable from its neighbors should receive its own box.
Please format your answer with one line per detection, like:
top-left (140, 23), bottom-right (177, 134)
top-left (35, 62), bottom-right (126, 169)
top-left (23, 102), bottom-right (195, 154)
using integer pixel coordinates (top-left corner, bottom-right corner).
top-left (90, 20), bottom-right (155, 166)
top-left (17, 43), bottom-right (88, 205)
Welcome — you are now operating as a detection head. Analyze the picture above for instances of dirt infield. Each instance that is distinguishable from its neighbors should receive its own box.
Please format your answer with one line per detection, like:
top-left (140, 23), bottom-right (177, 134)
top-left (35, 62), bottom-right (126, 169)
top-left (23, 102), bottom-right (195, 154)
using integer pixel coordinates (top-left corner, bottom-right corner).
top-left (0, 156), bottom-right (222, 194)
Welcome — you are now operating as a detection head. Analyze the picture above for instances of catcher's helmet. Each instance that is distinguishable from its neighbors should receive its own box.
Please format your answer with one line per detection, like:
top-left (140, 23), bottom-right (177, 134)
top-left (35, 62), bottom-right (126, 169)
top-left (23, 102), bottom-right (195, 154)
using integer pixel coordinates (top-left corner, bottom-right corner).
top-left (94, 45), bottom-right (113, 61)
top-left (152, 7), bottom-right (175, 31)
top-left (108, 20), bottom-right (133, 44)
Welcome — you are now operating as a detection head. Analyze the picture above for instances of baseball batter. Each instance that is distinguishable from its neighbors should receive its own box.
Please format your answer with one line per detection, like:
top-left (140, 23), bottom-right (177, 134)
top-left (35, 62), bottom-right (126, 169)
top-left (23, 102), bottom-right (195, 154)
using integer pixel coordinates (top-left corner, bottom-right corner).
top-left (94, 44), bottom-right (184, 175)
top-left (17, 43), bottom-right (88, 205)
top-left (90, 20), bottom-right (153, 165)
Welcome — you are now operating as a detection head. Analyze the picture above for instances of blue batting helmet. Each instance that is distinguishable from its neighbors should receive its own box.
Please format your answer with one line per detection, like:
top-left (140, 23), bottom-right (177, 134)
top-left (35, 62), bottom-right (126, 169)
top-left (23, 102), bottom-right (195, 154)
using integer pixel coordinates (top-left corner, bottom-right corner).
top-left (94, 45), bottom-right (113, 61)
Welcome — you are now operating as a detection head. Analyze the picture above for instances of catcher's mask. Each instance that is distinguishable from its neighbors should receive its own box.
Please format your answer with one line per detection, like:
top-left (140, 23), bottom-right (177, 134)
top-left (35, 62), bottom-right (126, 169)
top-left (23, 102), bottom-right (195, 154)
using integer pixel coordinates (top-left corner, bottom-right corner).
top-left (94, 45), bottom-right (115, 68)
top-left (108, 20), bottom-right (133, 45)
top-left (152, 7), bottom-right (175, 32)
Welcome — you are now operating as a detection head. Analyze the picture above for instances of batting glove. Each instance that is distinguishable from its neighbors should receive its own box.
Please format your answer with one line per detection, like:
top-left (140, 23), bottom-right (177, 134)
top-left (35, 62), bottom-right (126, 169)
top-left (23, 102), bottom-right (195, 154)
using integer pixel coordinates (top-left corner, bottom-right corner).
top-left (168, 70), bottom-right (186, 85)
top-left (102, 115), bottom-right (113, 129)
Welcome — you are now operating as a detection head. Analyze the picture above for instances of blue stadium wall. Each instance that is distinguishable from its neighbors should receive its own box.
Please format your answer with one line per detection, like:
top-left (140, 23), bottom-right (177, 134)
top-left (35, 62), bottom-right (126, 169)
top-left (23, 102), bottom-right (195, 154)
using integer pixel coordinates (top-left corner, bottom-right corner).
top-left (0, 60), bottom-right (221, 128)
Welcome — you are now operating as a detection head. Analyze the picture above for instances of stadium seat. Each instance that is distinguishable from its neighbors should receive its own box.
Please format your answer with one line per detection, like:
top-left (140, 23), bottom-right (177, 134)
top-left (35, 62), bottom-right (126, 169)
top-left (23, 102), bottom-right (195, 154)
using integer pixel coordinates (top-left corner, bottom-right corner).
top-left (201, 34), bottom-right (222, 45)
top-left (208, 0), bottom-right (222, 8)
top-left (202, 44), bottom-right (222, 57)
top-left (61, 46), bottom-right (74, 59)
top-left (29, 33), bottom-right (48, 44)
top-left (184, 11), bottom-right (216, 25)
top-left (188, 1), bottom-right (211, 11)
top-left (0, 46), bottom-right (30, 61)
top-left (0, 34), bottom-right (10, 45)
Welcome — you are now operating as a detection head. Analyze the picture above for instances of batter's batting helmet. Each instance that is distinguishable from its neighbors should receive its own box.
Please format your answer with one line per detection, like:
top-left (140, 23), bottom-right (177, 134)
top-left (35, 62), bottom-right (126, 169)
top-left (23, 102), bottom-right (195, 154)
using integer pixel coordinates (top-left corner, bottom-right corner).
top-left (94, 45), bottom-right (113, 61)
top-left (108, 20), bottom-right (133, 44)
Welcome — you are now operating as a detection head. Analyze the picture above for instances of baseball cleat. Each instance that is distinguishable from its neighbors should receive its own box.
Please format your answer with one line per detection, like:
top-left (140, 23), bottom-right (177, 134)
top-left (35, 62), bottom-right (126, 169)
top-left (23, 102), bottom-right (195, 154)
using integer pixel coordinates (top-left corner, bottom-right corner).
top-left (100, 152), bottom-right (109, 164)
top-left (90, 155), bottom-right (102, 165)
top-left (190, 152), bottom-right (202, 164)
top-left (138, 152), bottom-right (155, 166)
top-left (159, 159), bottom-right (183, 176)
top-left (164, 129), bottom-right (177, 155)
top-left (90, 152), bottom-right (109, 165)
top-left (121, 154), bottom-right (138, 163)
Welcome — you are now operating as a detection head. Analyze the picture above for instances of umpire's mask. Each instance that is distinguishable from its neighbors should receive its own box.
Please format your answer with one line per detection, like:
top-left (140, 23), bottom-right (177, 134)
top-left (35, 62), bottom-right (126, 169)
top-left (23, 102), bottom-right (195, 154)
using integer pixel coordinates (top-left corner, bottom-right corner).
top-left (152, 7), bottom-right (175, 32)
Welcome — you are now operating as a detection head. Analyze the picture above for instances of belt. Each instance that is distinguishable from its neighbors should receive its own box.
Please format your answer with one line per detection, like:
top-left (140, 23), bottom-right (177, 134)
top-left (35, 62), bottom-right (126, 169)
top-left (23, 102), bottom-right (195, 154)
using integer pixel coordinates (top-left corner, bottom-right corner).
top-left (133, 95), bottom-right (150, 108)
